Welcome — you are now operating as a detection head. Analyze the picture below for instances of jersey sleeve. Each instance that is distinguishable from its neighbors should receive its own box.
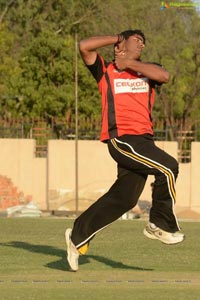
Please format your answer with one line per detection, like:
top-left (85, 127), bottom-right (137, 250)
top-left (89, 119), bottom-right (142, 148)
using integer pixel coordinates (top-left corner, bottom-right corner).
top-left (150, 79), bottom-right (162, 88)
top-left (86, 54), bottom-right (106, 83)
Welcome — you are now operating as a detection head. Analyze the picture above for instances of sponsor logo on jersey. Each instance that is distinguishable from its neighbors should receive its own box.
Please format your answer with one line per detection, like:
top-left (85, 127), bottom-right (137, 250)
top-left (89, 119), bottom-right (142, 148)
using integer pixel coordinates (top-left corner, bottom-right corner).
top-left (114, 78), bottom-right (149, 94)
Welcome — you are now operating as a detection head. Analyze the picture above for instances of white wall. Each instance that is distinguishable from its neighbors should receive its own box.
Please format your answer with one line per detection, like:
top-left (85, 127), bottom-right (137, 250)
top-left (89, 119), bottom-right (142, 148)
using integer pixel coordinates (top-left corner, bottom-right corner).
top-left (0, 139), bottom-right (199, 215)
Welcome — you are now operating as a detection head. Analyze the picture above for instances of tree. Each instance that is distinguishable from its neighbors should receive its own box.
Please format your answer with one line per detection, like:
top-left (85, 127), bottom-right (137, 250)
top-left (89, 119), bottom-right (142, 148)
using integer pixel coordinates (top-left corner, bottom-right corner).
top-left (0, 22), bottom-right (20, 117)
top-left (6, 31), bottom-right (75, 118)
top-left (0, 0), bottom-right (199, 142)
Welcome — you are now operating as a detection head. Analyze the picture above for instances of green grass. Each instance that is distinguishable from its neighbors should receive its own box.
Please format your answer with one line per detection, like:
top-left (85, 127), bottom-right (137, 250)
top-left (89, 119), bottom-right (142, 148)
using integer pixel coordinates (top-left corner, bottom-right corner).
top-left (0, 218), bottom-right (200, 299)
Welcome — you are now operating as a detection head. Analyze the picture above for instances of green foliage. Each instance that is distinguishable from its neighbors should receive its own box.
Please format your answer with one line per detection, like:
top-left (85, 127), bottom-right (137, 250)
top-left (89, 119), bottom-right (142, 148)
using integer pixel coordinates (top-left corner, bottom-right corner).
top-left (0, 23), bottom-right (18, 111)
top-left (0, 0), bottom-right (200, 136)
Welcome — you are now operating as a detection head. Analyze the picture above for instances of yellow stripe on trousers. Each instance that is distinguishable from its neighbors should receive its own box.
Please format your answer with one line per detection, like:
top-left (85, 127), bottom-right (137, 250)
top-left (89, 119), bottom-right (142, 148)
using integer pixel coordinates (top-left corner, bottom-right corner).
top-left (111, 138), bottom-right (176, 203)
top-left (76, 137), bottom-right (180, 249)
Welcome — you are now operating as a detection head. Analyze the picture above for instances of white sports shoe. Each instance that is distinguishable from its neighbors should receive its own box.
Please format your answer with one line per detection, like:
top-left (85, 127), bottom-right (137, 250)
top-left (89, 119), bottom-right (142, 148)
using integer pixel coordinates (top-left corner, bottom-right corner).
top-left (65, 228), bottom-right (79, 271)
top-left (143, 222), bottom-right (185, 245)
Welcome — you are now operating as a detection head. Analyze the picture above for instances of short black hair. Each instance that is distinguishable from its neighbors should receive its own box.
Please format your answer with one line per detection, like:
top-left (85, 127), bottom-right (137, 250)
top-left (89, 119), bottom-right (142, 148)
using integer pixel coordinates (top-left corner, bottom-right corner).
top-left (120, 29), bottom-right (146, 44)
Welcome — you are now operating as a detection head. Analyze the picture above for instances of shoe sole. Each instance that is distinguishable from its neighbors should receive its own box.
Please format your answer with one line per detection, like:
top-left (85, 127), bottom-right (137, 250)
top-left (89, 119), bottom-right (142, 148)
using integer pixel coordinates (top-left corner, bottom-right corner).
top-left (65, 228), bottom-right (78, 271)
top-left (143, 228), bottom-right (157, 240)
top-left (143, 228), bottom-right (185, 245)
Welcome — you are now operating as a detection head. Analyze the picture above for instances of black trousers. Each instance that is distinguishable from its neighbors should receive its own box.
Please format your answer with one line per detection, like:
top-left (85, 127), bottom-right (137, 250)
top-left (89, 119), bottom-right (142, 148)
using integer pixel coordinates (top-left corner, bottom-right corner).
top-left (71, 134), bottom-right (180, 249)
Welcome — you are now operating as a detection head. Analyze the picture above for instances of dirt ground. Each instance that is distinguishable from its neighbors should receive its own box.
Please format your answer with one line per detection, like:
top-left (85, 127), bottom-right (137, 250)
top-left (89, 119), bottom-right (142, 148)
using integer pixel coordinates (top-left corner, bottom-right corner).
top-left (133, 200), bottom-right (200, 221)
top-left (54, 198), bottom-right (200, 221)
top-left (175, 209), bottom-right (200, 220)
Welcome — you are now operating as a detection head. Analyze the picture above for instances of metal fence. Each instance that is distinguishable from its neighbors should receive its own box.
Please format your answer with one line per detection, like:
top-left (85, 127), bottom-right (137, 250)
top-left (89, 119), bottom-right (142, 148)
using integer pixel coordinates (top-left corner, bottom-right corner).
top-left (0, 116), bottom-right (198, 162)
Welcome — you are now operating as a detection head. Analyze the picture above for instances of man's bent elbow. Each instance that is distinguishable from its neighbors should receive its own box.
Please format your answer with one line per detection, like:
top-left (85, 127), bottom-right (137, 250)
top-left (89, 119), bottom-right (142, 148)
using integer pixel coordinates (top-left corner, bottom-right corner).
top-left (79, 39), bottom-right (97, 65)
top-left (79, 40), bottom-right (86, 53)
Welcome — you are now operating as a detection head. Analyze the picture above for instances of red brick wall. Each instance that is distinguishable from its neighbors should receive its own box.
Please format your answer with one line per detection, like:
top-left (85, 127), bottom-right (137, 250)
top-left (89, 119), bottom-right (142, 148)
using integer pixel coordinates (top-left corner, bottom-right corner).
top-left (0, 175), bottom-right (32, 210)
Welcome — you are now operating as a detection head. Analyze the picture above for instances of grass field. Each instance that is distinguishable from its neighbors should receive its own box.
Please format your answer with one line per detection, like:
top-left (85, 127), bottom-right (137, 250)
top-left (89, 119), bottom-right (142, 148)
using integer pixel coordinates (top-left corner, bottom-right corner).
top-left (0, 217), bottom-right (200, 300)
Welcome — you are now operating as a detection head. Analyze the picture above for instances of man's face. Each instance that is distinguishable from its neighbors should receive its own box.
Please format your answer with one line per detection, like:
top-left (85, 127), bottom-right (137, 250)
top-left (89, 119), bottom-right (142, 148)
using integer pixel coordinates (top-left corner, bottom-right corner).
top-left (125, 34), bottom-right (145, 59)
top-left (114, 33), bottom-right (145, 61)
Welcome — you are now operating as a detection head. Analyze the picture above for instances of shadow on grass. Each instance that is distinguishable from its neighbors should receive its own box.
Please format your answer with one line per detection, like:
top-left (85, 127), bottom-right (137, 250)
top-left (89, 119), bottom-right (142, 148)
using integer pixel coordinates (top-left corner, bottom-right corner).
top-left (0, 241), bottom-right (153, 272)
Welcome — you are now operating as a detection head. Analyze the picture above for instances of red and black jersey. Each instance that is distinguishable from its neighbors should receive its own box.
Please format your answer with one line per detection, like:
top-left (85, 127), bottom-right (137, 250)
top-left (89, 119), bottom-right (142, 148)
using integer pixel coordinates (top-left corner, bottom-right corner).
top-left (87, 54), bottom-right (157, 142)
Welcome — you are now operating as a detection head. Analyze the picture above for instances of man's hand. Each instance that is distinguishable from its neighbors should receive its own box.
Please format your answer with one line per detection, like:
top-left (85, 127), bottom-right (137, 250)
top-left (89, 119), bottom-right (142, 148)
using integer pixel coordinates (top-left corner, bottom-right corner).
top-left (114, 39), bottom-right (130, 70)
top-left (114, 43), bottom-right (133, 71)
top-left (115, 52), bottom-right (132, 71)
